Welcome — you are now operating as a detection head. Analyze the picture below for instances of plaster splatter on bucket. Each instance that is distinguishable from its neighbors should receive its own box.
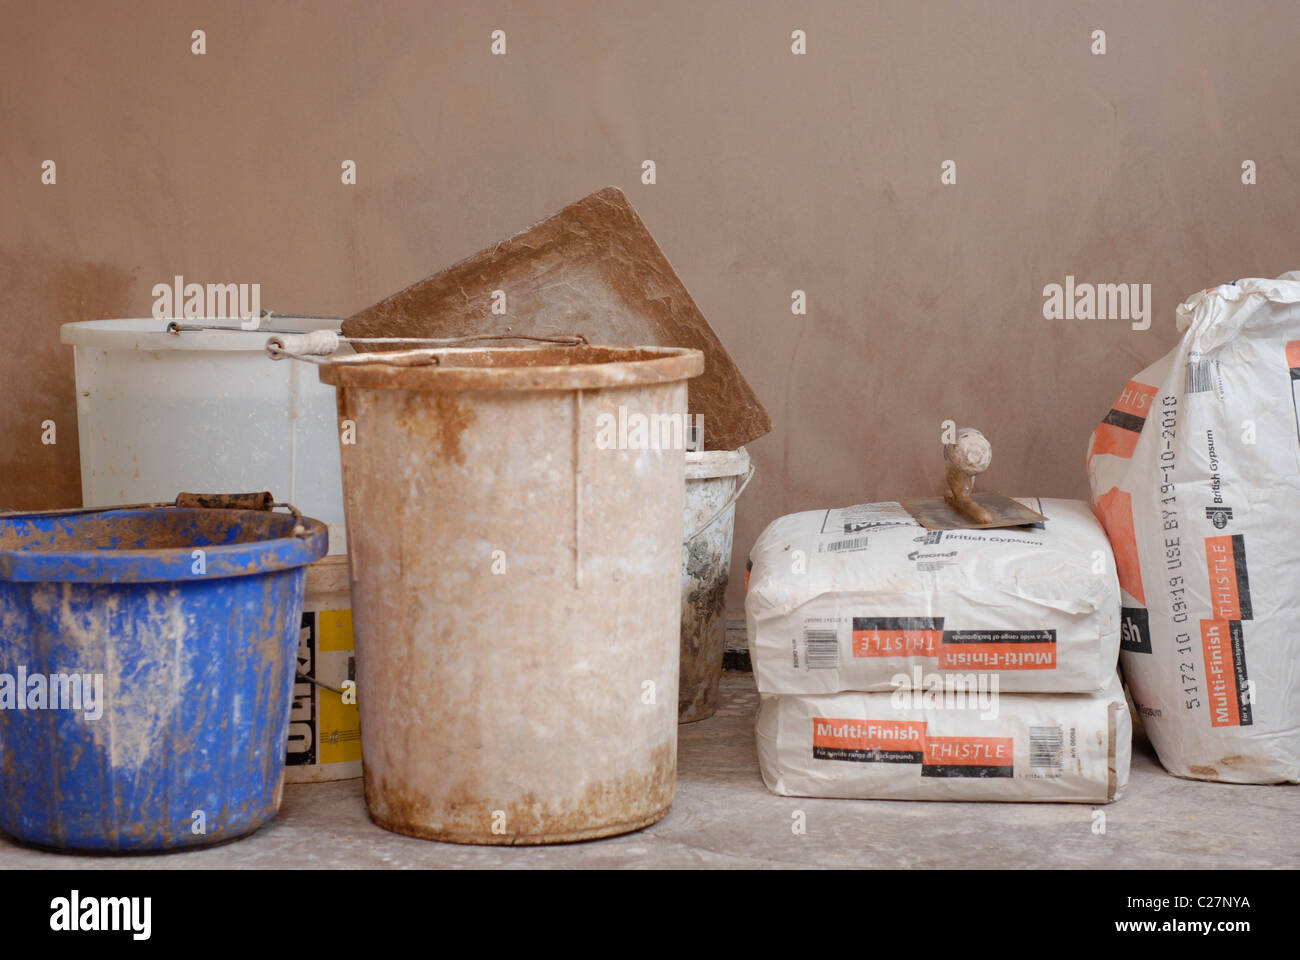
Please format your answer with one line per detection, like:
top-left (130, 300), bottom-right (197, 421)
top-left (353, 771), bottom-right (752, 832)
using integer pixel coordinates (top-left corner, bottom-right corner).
top-left (0, 501), bottom-right (326, 852)
top-left (680, 447), bottom-right (752, 723)
top-left (314, 342), bottom-right (703, 844)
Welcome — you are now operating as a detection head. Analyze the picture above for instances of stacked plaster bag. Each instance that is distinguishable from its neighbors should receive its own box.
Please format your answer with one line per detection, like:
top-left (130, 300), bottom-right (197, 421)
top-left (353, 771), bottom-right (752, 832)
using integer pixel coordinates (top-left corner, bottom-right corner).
top-left (1087, 274), bottom-right (1300, 783)
top-left (746, 498), bottom-right (1131, 802)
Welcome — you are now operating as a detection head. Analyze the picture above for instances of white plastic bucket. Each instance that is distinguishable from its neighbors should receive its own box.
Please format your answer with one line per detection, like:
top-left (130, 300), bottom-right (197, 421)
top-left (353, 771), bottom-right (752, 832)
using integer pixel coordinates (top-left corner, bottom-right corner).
top-left (59, 318), bottom-right (348, 552)
top-left (61, 318), bottom-right (363, 782)
top-left (680, 447), bottom-right (752, 723)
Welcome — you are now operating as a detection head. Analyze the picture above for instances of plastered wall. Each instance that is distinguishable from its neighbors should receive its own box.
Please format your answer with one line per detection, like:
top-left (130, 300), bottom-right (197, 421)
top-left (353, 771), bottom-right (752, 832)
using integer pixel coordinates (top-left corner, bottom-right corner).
top-left (2, 0), bottom-right (1297, 616)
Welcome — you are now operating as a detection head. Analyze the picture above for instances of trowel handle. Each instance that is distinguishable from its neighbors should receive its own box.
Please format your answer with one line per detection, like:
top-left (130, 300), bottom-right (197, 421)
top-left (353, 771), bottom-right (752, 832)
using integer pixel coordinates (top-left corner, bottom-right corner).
top-left (174, 492), bottom-right (275, 511)
top-left (943, 428), bottom-right (994, 525)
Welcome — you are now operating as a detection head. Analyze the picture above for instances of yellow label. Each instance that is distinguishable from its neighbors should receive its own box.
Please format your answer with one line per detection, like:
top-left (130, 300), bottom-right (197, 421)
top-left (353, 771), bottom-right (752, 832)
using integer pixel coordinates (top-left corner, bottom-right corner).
top-left (320, 692), bottom-right (362, 764)
top-left (319, 609), bottom-right (354, 652)
top-left (318, 608), bottom-right (361, 764)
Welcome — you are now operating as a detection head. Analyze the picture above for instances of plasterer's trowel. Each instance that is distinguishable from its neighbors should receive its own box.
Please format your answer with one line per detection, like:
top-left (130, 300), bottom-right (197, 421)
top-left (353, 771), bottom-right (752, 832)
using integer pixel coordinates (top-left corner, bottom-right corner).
top-left (900, 427), bottom-right (1047, 530)
top-left (341, 187), bottom-right (770, 452)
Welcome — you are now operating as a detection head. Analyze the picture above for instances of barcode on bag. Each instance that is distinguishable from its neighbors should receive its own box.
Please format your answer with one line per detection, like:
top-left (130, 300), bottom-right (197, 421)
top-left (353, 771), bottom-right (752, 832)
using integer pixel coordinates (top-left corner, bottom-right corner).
top-left (822, 537), bottom-right (869, 553)
top-left (1029, 725), bottom-right (1063, 774)
top-left (803, 629), bottom-right (840, 669)
top-left (1186, 355), bottom-right (1218, 394)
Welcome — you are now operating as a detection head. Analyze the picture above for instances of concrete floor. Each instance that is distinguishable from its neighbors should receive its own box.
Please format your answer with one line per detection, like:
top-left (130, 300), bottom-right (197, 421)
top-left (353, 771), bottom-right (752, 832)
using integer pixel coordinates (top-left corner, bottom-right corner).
top-left (3, 674), bottom-right (1296, 869)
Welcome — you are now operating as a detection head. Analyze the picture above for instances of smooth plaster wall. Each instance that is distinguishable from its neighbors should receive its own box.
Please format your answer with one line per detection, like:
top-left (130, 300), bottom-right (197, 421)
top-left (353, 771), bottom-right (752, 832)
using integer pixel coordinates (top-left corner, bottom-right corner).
top-left (2, 0), bottom-right (1297, 616)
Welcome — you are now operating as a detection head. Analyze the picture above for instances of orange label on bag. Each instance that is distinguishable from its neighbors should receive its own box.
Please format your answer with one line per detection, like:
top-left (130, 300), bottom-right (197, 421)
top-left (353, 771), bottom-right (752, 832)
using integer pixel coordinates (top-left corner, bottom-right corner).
top-left (812, 718), bottom-right (926, 750)
top-left (1201, 620), bottom-right (1241, 727)
top-left (851, 618), bottom-right (942, 657)
top-left (1205, 534), bottom-right (1252, 621)
top-left (1091, 379), bottom-right (1157, 460)
top-left (938, 639), bottom-right (1056, 670)
top-left (1115, 380), bottom-right (1158, 417)
top-left (923, 736), bottom-right (1013, 766)
top-left (850, 619), bottom-right (1057, 669)
top-left (1094, 487), bottom-right (1145, 605)
top-left (812, 718), bottom-right (928, 763)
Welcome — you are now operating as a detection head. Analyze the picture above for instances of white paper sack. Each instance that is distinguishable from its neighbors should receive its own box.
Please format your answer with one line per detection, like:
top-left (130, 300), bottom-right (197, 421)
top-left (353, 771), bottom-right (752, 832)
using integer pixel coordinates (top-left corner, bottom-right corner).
top-left (756, 676), bottom-right (1131, 803)
top-left (745, 498), bottom-right (1120, 694)
top-left (1087, 275), bottom-right (1300, 783)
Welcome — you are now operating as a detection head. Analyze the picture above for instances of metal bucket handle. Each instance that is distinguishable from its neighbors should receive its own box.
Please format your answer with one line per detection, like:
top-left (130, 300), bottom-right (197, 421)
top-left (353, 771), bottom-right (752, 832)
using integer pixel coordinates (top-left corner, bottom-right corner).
top-left (684, 463), bottom-right (755, 544)
top-left (265, 331), bottom-right (589, 365)
top-left (173, 492), bottom-right (308, 536)
top-left (1, 492), bottom-right (309, 537)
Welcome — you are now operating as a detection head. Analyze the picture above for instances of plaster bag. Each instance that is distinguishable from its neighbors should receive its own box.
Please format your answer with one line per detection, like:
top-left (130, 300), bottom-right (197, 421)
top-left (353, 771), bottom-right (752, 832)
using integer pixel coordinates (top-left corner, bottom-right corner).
top-left (745, 498), bottom-right (1120, 694)
top-left (1087, 274), bottom-right (1300, 783)
top-left (756, 675), bottom-right (1130, 803)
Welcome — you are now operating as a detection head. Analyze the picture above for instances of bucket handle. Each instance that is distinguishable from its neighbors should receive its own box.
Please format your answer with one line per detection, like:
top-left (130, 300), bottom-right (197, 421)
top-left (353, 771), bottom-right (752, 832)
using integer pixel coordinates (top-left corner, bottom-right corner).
top-left (174, 492), bottom-right (308, 536)
top-left (1, 494), bottom-right (309, 537)
top-left (266, 332), bottom-right (589, 365)
top-left (296, 671), bottom-right (345, 695)
top-left (174, 491), bottom-right (274, 511)
top-left (684, 463), bottom-right (755, 544)
top-left (165, 311), bottom-right (345, 336)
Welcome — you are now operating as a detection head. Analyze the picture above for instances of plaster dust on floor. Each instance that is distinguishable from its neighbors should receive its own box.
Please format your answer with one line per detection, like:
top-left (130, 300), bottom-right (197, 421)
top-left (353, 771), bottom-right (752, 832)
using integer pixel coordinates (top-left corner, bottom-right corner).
top-left (2, 675), bottom-right (1294, 870)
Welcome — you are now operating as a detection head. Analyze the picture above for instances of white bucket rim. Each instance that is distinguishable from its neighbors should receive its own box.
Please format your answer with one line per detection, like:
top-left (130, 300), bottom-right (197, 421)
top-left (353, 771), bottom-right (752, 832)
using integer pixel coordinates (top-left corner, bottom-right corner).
top-left (60, 317), bottom-right (342, 353)
top-left (686, 446), bottom-right (750, 480)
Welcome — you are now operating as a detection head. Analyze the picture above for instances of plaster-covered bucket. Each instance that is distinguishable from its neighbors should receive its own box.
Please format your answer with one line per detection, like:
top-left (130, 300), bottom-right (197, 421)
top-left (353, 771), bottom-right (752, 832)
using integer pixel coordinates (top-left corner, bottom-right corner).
top-left (680, 448), bottom-right (752, 723)
top-left (0, 501), bottom-right (327, 851)
top-left (319, 343), bottom-right (703, 844)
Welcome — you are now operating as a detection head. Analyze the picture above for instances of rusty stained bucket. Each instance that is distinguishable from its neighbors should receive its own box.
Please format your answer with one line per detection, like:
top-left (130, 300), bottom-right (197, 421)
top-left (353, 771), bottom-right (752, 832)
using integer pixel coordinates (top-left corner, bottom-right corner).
top-left (319, 344), bottom-right (703, 844)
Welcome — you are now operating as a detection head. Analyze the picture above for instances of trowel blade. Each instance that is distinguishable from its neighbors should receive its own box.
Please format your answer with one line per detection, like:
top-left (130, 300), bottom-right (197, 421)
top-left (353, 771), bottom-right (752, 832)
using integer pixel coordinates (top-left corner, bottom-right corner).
top-left (341, 187), bottom-right (771, 451)
top-left (899, 493), bottom-right (1048, 531)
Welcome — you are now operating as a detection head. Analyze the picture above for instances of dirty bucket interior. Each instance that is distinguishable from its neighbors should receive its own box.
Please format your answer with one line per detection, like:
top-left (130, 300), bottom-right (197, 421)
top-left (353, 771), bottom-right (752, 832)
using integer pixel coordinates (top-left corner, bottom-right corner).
top-left (0, 507), bottom-right (326, 584)
top-left (0, 508), bottom-right (305, 553)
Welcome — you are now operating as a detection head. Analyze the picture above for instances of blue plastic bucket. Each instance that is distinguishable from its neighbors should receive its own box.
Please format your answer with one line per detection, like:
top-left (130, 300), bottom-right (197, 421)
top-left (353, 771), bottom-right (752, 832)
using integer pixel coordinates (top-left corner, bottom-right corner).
top-left (0, 504), bottom-right (327, 852)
